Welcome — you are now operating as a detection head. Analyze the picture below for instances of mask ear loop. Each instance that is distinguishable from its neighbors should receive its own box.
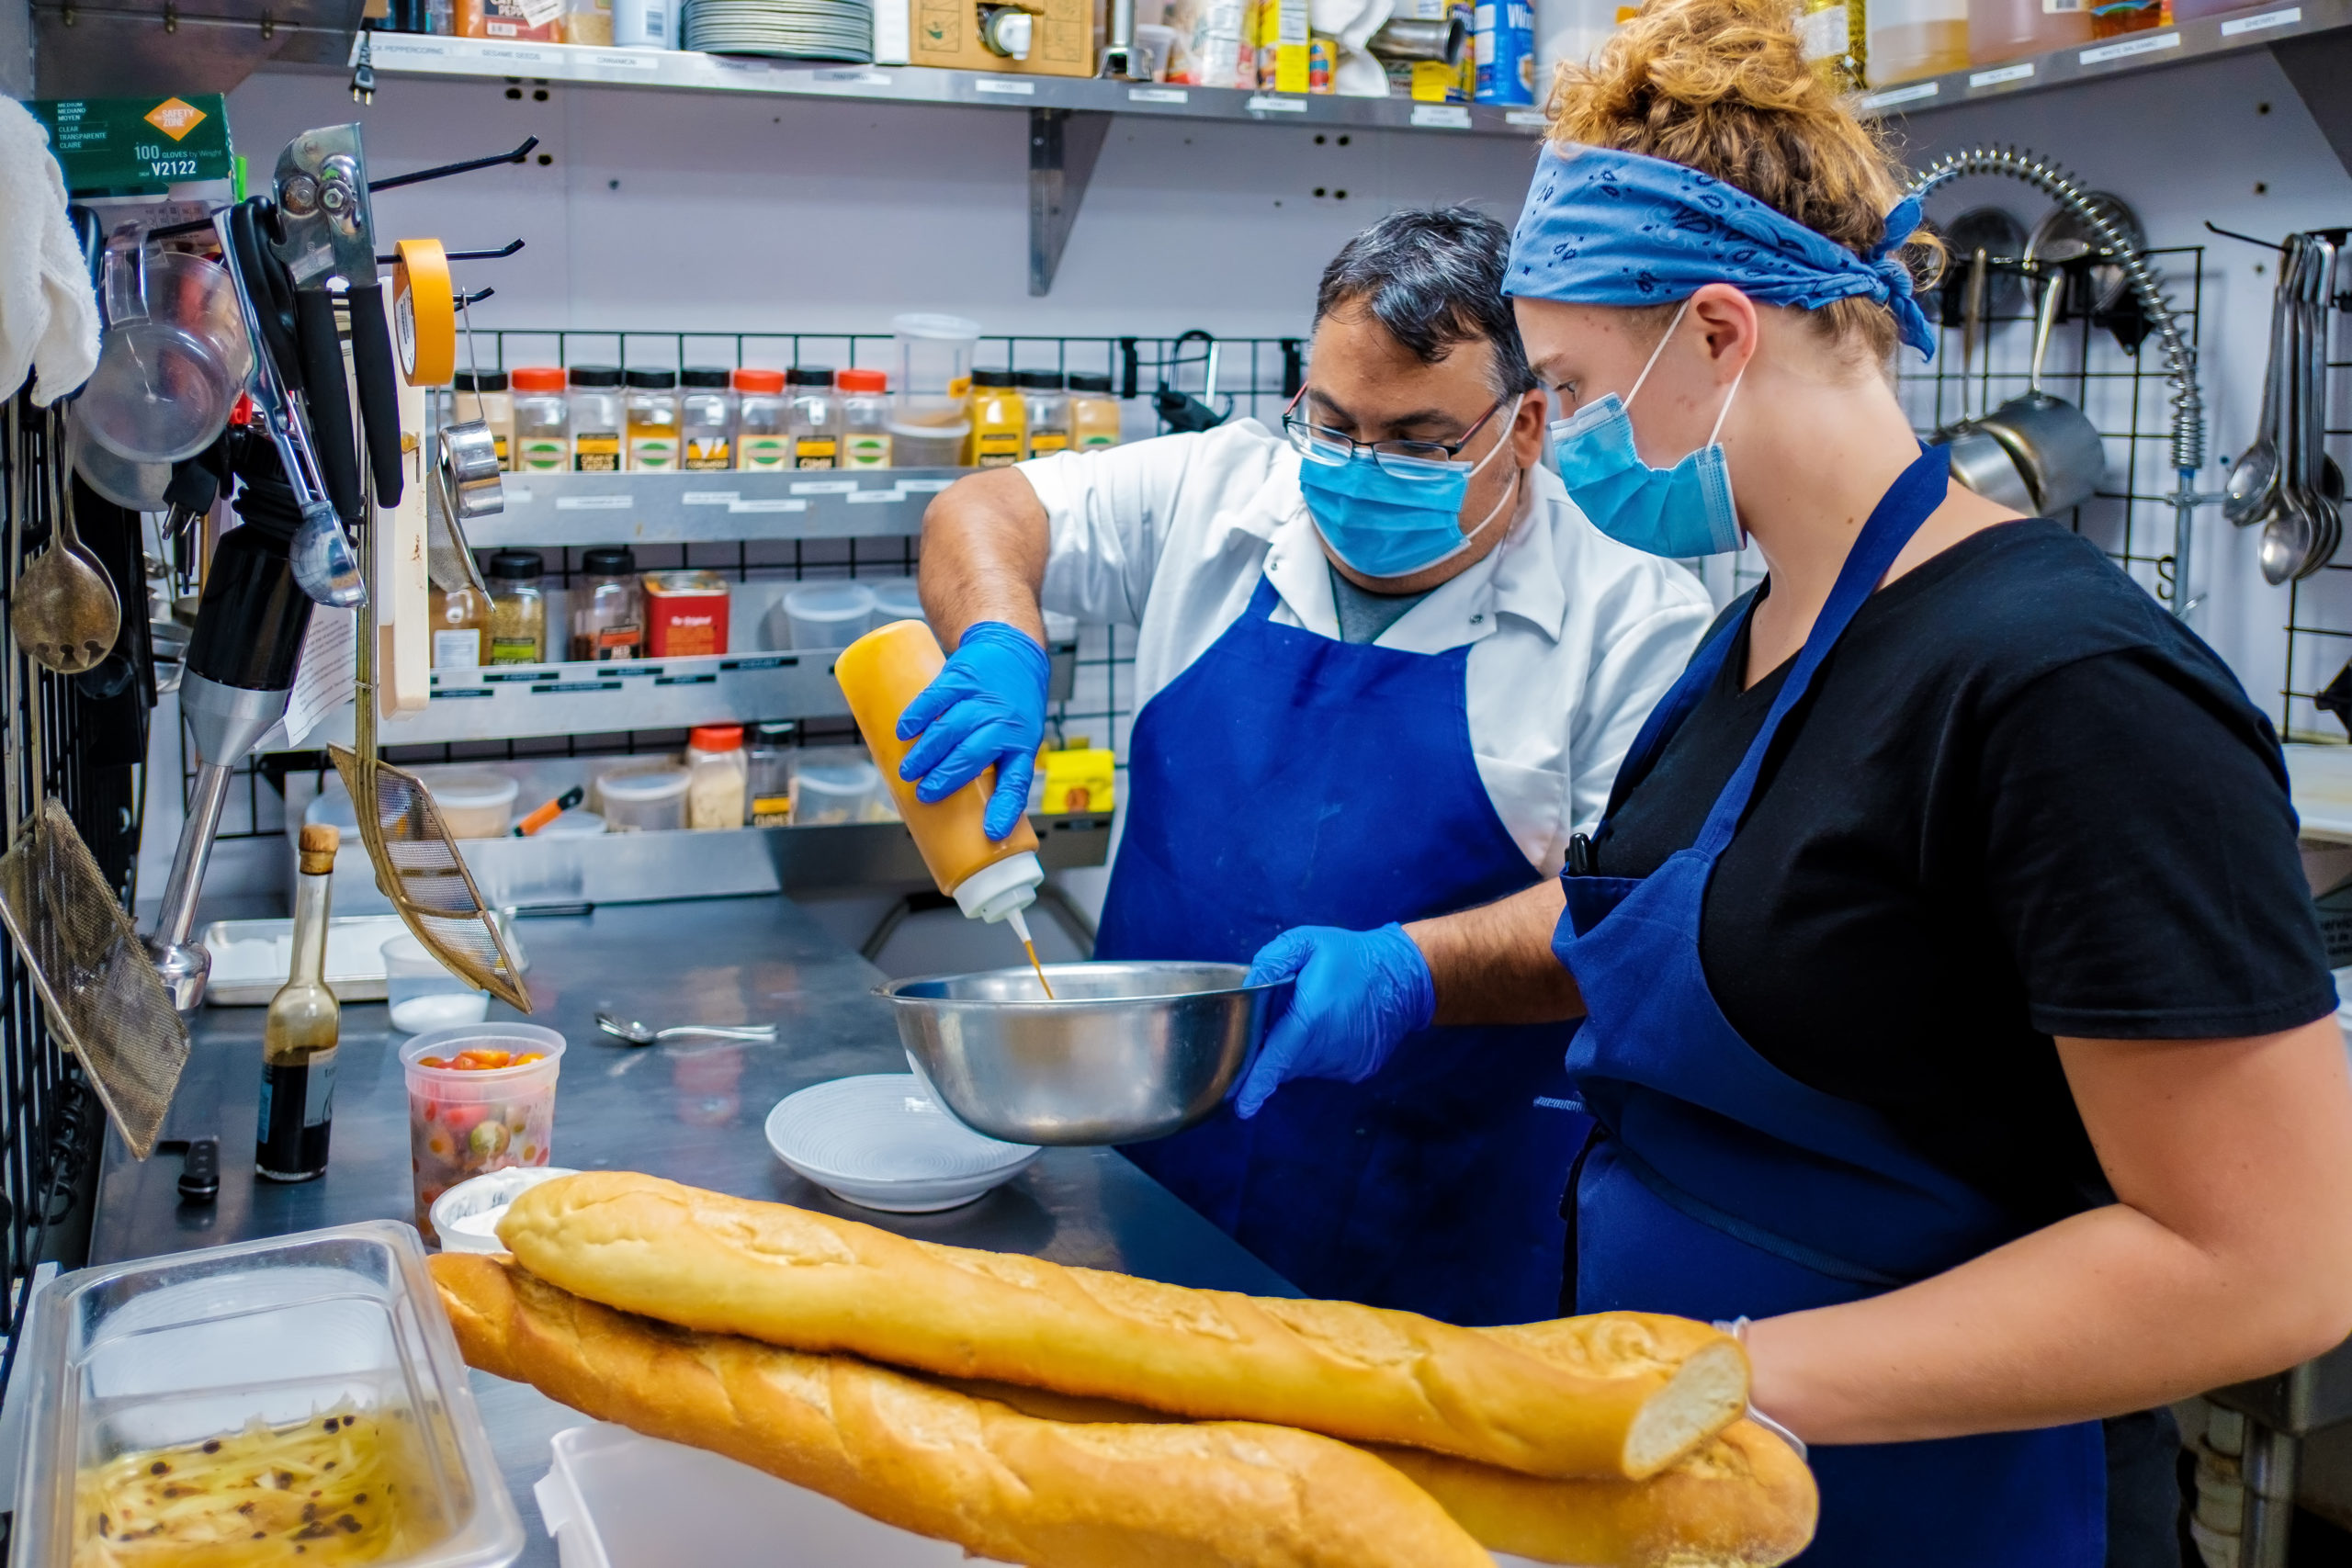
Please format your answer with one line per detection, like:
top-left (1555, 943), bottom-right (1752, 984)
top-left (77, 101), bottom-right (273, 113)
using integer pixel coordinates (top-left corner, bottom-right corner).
top-left (1712, 364), bottom-right (1749, 549)
top-left (1623, 297), bottom-right (1694, 412)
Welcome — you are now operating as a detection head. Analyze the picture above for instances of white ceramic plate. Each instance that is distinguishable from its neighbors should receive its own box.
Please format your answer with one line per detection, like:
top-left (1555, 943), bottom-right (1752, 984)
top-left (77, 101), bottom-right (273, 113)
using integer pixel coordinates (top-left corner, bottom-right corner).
top-left (764, 1074), bottom-right (1040, 1213)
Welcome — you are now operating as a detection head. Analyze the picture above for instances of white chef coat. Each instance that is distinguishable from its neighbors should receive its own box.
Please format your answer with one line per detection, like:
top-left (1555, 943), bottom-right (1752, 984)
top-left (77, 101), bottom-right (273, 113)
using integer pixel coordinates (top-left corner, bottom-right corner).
top-left (1018, 418), bottom-right (1713, 876)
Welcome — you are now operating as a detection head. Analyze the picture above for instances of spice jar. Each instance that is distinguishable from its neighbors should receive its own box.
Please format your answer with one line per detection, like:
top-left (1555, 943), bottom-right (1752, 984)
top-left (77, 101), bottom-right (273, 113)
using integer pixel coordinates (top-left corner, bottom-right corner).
top-left (429, 583), bottom-right (492, 670)
top-left (1020, 370), bottom-right (1069, 457)
top-left (643, 570), bottom-right (730, 657)
top-left (747, 719), bottom-right (796, 826)
top-left (568, 366), bottom-right (625, 473)
top-left (1069, 372), bottom-right (1121, 449)
top-left (733, 368), bottom-right (790, 471)
top-left (967, 370), bottom-right (1025, 468)
top-left (486, 549), bottom-right (547, 664)
top-left (624, 368), bottom-right (681, 471)
top-left (681, 367), bottom-right (734, 470)
top-left (838, 368), bottom-right (892, 468)
top-left (786, 367), bottom-right (840, 469)
top-left (570, 545), bottom-right (642, 661)
top-left (453, 369), bottom-right (514, 469)
top-left (685, 724), bottom-right (750, 829)
top-left (512, 367), bottom-right (571, 472)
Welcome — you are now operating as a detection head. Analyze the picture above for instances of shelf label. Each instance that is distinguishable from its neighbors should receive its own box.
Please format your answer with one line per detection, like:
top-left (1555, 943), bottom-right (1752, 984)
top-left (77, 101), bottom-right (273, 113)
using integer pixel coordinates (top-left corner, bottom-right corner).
top-left (612, 665), bottom-right (663, 677)
top-left (2221, 6), bottom-right (2299, 33)
top-left (975, 77), bottom-right (1036, 95)
top-left (556, 494), bottom-right (632, 510)
top-left (1129, 86), bottom-right (1187, 103)
top-left (728, 497), bottom-right (809, 513)
top-left (1860, 80), bottom-right (1939, 107)
top-left (367, 36), bottom-right (452, 59)
top-left (789, 479), bottom-right (860, 494)
top-left (1504, 108), bottom-right (1549, 127)
top-left (1968, 61), bottom-right (2034, 85)
top-left (1246, 94), bottom-right (1308, 112)
top-left (655, 673), bottom-right (718, 686)
top-left (721, 655), bottom-right (796, 671)
top-left (475, 43), bottom-right (557, 66)
top-left (2080, 29), bottom-right (2178, 62)
top-left (532, 680), bottom-right (624, 694)
top-left (503, 487), bottom-right (534, 504)
top-left (481, 669), bottom-right (545, 683)
top-left (1411, 104), bottom-right (1472, 129)
top-left (847, 488), bottom-right (904, 503)
top-left (898, 478), bottom-right (956, 492)
top-left (588, 50), bottom-right (661, 69)
top-left (429, 686), bottom-right (493, 700)
top-left (813, 68), bottom-right (893, 84)
top-left (682, 491), bottom-right (740, 505)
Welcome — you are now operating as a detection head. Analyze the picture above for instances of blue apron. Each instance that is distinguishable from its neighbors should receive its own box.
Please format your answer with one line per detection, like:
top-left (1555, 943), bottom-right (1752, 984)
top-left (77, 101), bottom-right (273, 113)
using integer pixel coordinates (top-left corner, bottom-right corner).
top-left (1555, 447), bottom-right (2107, 1567)
top-left (1102, 573), bottom-right (1586, 1325)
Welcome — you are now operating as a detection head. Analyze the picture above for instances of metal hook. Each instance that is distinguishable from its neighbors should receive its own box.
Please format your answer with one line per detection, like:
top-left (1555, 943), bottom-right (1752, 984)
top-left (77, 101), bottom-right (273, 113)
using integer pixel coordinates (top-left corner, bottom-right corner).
top-left (455, 287), bottom-right (495, 309)
top-left (376, 238), bottom-right (525, 265)
top-left (2204, 220), bottom-right (2286, 254)
top-left (368, 137), bottom-right (538, 194)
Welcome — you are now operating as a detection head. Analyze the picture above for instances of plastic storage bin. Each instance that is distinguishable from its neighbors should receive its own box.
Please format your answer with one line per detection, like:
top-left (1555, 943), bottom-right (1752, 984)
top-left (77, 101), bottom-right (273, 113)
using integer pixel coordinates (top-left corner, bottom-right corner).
top-left (422, 769), bottom-right (520, 838)
top-left (867, 576), bottom-right (926, 629)
top-left (793, 754), bottom-right (888, 824)
top-left (888, 312), bottom-right (978, 466)
top-left (594, 765), bottom-right (690, 832)
top-left (384, 931), bottom-right (492, 1033)
top-left (404, 1023), bottom-right (566, 1239)
top-left (777, 581), bottom-right (877, 650)
top-left (11, 1223), bottom-right (524, 1568)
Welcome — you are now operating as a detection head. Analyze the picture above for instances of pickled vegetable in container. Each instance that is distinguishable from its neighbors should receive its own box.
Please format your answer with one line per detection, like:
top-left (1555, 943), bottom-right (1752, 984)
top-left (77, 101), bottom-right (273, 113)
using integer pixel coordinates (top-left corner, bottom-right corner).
top-left (838, 620), bottom-right (1045, 925)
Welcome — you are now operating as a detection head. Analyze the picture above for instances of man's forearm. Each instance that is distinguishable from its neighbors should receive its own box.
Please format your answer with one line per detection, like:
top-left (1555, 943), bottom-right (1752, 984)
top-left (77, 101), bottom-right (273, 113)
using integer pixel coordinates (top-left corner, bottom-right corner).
top-left (919, 468), bottom-right (1053, 648)
top-left (1405, 878), bottom-right (1583, 1025)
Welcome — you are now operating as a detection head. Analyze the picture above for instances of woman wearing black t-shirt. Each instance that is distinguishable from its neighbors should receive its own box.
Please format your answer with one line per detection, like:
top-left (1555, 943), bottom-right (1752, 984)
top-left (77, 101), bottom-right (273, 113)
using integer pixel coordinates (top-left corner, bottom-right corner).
top-left (1225, 1), bottom-right (2352, 1562)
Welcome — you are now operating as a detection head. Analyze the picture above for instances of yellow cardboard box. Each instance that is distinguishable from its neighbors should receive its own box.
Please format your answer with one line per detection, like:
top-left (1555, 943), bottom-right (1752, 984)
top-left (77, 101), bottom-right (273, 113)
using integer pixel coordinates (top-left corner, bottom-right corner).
top-left (1040, 740), bottom-right (1117, 815)
top-left (911, 0), bottom-right (1104, 75)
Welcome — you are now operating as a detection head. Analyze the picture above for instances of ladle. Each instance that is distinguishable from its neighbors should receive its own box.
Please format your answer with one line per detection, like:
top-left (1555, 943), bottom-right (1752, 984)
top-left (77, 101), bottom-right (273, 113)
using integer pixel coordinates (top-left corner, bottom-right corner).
top-left (13, 424), bottom-right (121, 674)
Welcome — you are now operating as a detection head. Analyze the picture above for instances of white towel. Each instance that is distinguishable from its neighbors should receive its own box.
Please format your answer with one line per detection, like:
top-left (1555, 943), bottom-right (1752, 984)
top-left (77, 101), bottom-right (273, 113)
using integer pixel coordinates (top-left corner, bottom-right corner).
top-left (0, 96), bottom-right (100, 407)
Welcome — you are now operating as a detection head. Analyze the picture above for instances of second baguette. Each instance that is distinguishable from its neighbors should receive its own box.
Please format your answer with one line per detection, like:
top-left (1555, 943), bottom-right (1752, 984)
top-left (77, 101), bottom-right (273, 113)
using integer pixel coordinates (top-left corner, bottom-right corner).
top-left (497, 1171), bottom-right (1747, 1479)
top-left (431, 1254), bottom-right (1496, 1568)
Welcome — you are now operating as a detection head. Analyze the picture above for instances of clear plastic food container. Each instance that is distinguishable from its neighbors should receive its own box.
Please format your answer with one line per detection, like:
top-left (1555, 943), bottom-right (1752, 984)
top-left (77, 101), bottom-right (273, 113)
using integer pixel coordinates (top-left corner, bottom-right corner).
top-left (12, 1223), bottom-right (524, 1568)
top-left (778, 581), bottom-right (876, 651)
top-left (866, 576), bottom-right (925, 630)
top-left (429, 1166), bottom-right (582, 1257)
top-left (404, 1024), bottom-right (566, 1241)
top-left (594, 766), bottom-right (689, 832)
top-left (384, 932), bottom-right (492, 1034)
top-left (792, 754), bottom-right (888, 825)
top-left (420, 770), bottom-right (520, 839)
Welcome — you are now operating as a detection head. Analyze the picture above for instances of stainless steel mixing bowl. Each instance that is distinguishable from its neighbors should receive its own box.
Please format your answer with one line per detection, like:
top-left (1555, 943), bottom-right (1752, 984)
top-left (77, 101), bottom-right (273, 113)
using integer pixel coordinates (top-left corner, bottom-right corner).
top-left (876, 961), bottom-right (1288, 1146)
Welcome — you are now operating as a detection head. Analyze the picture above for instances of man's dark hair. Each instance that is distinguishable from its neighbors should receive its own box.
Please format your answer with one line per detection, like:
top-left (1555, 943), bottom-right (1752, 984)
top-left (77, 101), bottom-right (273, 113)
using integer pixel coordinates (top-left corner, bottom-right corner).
top-left (1314, 207), bottom-right (1538, 398)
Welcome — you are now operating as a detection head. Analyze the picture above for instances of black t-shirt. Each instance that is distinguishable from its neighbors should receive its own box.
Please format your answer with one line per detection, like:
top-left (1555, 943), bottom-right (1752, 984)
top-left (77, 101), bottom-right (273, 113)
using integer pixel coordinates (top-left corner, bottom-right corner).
top-left (1585, 520), bottom-right (2335, 1234)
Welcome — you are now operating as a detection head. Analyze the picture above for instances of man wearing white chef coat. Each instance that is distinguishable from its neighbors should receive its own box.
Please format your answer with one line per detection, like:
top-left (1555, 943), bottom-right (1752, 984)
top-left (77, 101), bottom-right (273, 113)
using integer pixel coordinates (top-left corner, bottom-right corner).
top-left (900, 208), bottom-right (1711, 1323)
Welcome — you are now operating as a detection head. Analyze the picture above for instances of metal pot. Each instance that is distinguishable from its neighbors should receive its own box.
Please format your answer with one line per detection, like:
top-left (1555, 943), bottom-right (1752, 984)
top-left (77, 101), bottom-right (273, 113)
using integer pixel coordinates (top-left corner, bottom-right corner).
top-left (1973, 272), bottom-right (2107, 515)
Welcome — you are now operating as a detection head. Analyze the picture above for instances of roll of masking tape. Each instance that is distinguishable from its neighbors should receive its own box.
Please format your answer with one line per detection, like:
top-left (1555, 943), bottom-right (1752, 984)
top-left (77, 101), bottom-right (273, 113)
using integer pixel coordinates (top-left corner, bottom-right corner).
top-left (391, 238), bottom-right (456, 387)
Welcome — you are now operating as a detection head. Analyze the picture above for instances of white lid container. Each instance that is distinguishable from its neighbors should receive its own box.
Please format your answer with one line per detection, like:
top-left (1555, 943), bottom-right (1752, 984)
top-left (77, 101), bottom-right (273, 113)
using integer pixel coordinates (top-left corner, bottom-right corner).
top-left (781, 581), bottom-right (877, 651)
top-left (537, 807), bottom-right (608, 837)
top-left (423, 769), bottom-right (521, 839)
top-left (429, 1165), bottom-right (582, 1256)
top-left (793, 757), bottom-right (885, 825)
top-left (867, 576), bottom-right (925, 626)
top-left (595, 766), bottom-right (690, 832)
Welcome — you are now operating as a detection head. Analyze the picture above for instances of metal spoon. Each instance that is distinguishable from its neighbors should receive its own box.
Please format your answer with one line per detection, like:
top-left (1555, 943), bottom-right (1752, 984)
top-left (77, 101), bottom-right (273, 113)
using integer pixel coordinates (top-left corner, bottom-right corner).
top-left (2227, 238), bottom-right (2296, 527)
top-left (14, 433), bottom-right (122, 674)
top-left (594, 1011), bottom-right (778, 1047)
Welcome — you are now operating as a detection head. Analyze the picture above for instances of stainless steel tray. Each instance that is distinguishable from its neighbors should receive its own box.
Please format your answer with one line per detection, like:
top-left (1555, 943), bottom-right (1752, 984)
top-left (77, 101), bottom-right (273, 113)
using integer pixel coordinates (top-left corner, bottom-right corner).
top-left (198, 912), bottom-right (531, 1006)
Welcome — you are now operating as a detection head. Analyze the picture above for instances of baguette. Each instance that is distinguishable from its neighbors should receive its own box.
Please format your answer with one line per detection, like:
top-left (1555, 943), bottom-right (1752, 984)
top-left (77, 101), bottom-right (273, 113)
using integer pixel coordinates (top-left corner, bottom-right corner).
top-left (496, 1170), bottom-right (1747, 1479)
top-left (430, 1254), bottom-right (1496, 1568)
top-left (942, 1380), bottom-right (1816, 1567)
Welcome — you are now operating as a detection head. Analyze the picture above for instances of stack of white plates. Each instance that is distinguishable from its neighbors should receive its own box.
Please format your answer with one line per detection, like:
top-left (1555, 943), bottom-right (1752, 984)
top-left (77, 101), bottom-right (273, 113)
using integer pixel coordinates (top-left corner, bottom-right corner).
top-left (684, 0), bottom-right (873, 60)
top-left (764, 1074), bottom-right (1040, 1212)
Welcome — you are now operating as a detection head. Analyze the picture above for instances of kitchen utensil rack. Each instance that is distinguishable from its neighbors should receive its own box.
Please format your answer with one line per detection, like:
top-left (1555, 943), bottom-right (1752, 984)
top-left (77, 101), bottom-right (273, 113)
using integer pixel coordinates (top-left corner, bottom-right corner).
top-left (194, 328), bottom-right (1301, 851)
top-left (0, 395), bottom-right (134, 1416)
top-left (1714, 243), bottom-right (2206, 607)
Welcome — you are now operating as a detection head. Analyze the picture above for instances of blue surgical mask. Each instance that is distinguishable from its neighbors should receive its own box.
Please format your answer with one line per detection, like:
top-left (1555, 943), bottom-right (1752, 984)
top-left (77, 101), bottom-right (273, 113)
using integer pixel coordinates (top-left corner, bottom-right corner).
top-left (1301, 395), bottom-right (1523, 580)
top-left (1550, 299), bottom-right (1745, 558)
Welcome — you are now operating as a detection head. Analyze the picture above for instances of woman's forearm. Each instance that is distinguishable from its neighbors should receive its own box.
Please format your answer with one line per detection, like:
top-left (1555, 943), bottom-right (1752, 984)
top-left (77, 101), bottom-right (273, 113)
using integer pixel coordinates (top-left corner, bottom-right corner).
top-left (1406, 879), bottom-right (1585, 1025)
top-left (1746, 1018), bottom-right (2352, 1445)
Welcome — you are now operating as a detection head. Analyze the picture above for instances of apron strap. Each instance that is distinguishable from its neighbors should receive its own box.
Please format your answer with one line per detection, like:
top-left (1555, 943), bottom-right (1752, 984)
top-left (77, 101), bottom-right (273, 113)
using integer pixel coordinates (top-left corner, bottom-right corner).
top-left (1594, 598), bottom-right (1752, 829)
top-left (1693, 446), bottom-right (1950, 860)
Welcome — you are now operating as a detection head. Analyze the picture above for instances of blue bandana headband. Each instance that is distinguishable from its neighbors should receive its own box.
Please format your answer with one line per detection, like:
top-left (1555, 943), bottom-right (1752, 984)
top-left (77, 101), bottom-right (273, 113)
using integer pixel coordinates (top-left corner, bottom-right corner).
top-left (1505, 141), bottom-right (1936, 359)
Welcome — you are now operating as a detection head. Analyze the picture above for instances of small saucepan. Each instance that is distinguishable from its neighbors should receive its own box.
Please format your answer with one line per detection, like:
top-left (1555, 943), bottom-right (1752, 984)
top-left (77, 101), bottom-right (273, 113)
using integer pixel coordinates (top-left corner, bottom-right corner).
top-left (1973, 272), bottom-right (2107, 516)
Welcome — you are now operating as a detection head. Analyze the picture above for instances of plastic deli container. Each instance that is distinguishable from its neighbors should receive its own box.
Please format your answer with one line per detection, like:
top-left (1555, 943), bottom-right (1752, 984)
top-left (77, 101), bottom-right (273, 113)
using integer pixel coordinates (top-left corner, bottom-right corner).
top-left (430, 1165), bottom-right (582, 1256)
top-left (779, 581), bottom-right (877, 651)
top-left (11, 1223), bottom-right (524, 1568)
top-left (384, 932), bottom-right (492, 1033)
top-left (537, 1423), bottom-right (989, 1568)
top-left (867, 576), bottom-right (925, 629)
top-left (423, 769), bottom-right (520, 839)
top-left (594, 766), bottom-right (690, 832)
top-left (793, 756), bottom-right (888, 825)
top-left (404, 1023), bottom-right (566, 1241)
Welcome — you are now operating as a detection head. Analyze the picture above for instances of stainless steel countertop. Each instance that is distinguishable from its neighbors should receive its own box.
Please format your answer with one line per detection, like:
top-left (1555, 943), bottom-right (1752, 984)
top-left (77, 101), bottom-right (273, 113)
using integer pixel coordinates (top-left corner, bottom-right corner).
top-left (88, 893), bottom-right (1294, 1568)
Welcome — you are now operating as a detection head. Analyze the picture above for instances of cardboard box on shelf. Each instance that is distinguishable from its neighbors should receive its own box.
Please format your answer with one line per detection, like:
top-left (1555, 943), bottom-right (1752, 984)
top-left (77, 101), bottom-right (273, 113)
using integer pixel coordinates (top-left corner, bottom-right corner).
top-left (910, 0), bottom-right (1104, 75)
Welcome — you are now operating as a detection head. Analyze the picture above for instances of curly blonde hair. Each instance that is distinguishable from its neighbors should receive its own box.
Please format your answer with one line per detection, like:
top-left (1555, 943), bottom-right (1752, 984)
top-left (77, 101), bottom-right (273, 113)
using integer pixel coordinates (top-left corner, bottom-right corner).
top-left (1546, 0), bottom-right (1940, 363)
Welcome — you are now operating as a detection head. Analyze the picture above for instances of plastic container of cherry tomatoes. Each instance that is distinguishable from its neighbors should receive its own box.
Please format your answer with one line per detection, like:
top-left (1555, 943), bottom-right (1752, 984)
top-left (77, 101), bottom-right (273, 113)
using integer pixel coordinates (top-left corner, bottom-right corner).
top-left (403, 1023), bottom-right (566, 1243)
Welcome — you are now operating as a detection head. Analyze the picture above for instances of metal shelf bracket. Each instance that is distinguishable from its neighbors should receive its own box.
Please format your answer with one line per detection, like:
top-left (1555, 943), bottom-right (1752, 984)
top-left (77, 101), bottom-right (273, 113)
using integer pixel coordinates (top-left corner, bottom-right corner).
top-left (1029, 107), bottom-right (1111, 297)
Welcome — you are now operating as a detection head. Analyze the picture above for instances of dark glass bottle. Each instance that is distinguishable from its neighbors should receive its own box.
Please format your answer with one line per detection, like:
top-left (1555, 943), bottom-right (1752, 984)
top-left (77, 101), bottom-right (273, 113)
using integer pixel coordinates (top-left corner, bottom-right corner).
top-left (257, 823), bottom-right (340, 1182)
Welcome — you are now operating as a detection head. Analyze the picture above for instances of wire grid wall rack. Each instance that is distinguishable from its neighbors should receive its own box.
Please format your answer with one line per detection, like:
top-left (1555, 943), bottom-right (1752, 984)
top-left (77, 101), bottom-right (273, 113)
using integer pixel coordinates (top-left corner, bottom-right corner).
top-left (0, 398), bottom-right (119, 1419)
top-left (1713, 244), bottom-right (2206, 608)
top-left (188, 330), bottom-right (1307, 843)
top-left (2277, 255), bottom-right (2352, 742)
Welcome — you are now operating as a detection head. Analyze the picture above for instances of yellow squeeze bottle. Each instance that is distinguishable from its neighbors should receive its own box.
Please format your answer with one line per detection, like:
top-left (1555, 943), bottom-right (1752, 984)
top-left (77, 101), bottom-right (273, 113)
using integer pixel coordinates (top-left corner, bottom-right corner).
top-left (839, 620), bottom-right (1053, 993)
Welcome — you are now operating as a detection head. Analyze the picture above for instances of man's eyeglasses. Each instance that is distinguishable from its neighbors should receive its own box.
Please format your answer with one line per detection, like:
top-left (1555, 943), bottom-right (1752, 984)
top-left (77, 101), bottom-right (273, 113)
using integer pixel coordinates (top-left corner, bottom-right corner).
top-left (1281, 389), bottom-right (1510, 481)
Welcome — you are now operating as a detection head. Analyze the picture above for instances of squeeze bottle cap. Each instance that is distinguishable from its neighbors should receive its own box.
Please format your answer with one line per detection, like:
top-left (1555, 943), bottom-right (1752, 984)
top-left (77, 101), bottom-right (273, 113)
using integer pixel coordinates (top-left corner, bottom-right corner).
top-left (954, 851), bottom-right (1045, 923)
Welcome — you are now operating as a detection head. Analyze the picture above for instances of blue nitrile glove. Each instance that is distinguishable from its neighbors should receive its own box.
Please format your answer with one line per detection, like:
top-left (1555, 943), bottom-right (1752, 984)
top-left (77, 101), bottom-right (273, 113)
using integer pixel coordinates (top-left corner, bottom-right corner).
top-left (1232, 923), bottom-right (1435, 1119)
top-left (896, 620), bottom-right (1052, 841)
